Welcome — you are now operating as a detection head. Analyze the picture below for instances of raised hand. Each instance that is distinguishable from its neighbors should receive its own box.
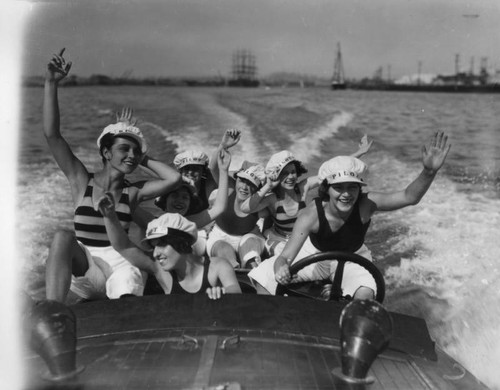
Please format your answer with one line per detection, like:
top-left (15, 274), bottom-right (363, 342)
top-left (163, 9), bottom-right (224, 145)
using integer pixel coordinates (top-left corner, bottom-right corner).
top-left (220, 129), bottom-right (241, 150)
top-left (115, 107), bottom-right (138, 126)
top-left (264, 174), bottom-right (280, 191)
top-left (96, 192), bottom-right (116, 215)
top-left (358, 134), bottom-right (373, 155)
top-left (46, 48), bottom-right (72, 83)
top-left (218, 148), bottom-right (232, 172)
top-left (421, 131), bottom-right (451, 173)
top-left (265, 166), bottom-right (283, 185)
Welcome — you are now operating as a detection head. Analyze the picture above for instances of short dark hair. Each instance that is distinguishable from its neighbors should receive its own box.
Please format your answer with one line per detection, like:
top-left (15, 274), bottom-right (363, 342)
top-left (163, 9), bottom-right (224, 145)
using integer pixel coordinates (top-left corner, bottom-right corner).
top-left (169, 238), bottom-right (193, 254)
top-left (154, 185), bottom-right (194, 212)
top-left (153, 236), bottom-right (193, 254)
top-left (318, 180), bottom-right (330, 201)
top-left (98, 133), bottom-right (116, 163)
top-left (98, 134), bottom-right (141, 164)
top-left (234, 175), bottom-right (259, 192)
top-left (292, 161), bottom-right (308, 177)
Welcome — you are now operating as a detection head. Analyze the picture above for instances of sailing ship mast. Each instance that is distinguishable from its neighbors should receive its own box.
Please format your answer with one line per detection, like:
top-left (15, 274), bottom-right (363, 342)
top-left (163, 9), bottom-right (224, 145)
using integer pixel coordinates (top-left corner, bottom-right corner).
top-left (331, 42), bottom-right (346, 90)
top-left (228, 49), bottom-right (259, 87)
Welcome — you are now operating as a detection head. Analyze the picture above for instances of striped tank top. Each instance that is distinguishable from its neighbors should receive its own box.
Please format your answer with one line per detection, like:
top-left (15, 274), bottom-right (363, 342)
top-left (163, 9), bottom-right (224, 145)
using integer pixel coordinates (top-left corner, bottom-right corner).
top-left (74, 174), bottom-right (132, 247)
top-left (272, 195), bottom-right (306, 238)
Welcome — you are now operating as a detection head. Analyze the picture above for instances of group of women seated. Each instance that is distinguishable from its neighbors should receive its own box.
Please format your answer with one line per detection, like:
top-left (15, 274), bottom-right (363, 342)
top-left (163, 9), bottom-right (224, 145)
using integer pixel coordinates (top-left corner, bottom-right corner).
top-left (43, 49), bottom-right (451, 303)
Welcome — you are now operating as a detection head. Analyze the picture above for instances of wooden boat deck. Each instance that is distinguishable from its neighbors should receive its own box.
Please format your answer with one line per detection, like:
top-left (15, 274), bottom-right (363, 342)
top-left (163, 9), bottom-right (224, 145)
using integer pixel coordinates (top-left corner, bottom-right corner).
top-left (22, 295), bottom-right (487, 390)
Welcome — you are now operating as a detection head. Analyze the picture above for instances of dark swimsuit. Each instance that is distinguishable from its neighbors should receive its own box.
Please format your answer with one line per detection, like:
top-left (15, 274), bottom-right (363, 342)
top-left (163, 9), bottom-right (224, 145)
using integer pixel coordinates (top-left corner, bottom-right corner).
top-left (170, 258), bottom-right (212, 294)
top-left (144, 257), bottom-right (212, 295)
top-left (215, 191), bottom-right (260, 235)
top-left (309, 195), bottom-right (370, 253)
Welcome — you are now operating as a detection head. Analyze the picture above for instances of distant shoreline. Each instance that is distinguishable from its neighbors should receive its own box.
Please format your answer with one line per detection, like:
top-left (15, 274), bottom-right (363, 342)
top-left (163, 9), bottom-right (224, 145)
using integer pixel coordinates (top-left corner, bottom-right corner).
top-left (23, 75), bottom-right (500, 93)
top-left (21, 74), bottom-right (331, 88)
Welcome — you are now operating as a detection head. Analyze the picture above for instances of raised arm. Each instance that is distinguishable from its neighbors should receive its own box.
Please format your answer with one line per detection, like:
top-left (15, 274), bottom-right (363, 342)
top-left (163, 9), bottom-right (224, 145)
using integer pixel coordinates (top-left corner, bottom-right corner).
top-left (134, 156), bottom-right (182, 202)
top-left (43, 49), bottom-right (88, 200)
top-left (189, 148), bottom-right (232, 228)
top-left (367, 131), bottom-right (451, 212)
top-left (114, 107), bottom-right (182, 201)
top-left (209, 129), bottom-right (241, 185)
top-left (240, 176), bottom-right (278, 213)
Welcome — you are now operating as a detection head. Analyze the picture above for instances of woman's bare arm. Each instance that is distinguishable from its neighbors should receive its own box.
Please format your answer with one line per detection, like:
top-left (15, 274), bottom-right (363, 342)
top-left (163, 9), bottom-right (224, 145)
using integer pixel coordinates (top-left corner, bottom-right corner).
top-left (97, 193), bottom-right (157, 274)
top-left (367, 131), bottom-right (450, 212)
top-left (43, 49), bottom-right (88, 201)
top-left (209, 129), bottom-right (241, 185)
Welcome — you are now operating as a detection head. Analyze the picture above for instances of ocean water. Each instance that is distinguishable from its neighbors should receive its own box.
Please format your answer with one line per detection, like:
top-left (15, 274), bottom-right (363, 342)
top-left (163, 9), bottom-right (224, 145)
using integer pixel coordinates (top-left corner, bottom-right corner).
top-left (19, 86), bottom-right (500, 389)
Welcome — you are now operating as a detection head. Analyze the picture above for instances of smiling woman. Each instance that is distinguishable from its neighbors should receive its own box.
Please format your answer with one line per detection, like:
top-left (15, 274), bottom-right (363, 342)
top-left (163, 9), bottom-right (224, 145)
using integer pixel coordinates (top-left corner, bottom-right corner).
top-left (240, 137), bottom-right (372, 260)
top-left (249, 132), bottom-right (451, 299)
top-left (206, 162), bottom-right (268, 269)
top-left (41, 49), bottom-right (181, 303)
top-left (97, 195), bottom-right (242, 299)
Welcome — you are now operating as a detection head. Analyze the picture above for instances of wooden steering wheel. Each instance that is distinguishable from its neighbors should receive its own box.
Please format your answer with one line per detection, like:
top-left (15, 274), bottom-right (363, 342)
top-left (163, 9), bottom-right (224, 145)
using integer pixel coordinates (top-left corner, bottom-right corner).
top-left (275, 251), bottom-right (385, 303)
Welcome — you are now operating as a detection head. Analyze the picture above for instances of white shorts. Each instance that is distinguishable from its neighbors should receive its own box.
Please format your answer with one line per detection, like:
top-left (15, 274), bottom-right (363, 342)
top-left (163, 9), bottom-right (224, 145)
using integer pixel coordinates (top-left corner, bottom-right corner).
top-left (206, 224), bottom-right (265, 264)
top-left (70, 242), bottom-right (146, 300)
top-left (248, 237), bottom-right (375, 297)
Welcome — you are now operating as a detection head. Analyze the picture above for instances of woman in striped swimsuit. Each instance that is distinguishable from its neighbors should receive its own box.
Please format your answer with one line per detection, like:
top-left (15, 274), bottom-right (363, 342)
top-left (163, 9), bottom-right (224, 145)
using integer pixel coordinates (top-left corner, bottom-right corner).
top-left (240, 151), bottom-right (310, 259)
top-left (43, 49), bottom-right (181, 302)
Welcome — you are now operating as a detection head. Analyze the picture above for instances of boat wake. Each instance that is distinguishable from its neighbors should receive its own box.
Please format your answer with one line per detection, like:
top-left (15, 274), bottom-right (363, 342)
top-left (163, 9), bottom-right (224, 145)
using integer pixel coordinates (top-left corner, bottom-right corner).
top-left (289, 111), bottom-right (353, 164)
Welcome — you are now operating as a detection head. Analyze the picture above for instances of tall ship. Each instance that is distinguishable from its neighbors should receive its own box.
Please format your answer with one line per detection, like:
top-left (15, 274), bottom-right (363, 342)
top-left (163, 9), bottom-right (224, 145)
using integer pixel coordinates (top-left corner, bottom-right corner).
top-left (228, 49), bottom-right (259, 87)
top-left (331, 42), bottom-right (346, 90)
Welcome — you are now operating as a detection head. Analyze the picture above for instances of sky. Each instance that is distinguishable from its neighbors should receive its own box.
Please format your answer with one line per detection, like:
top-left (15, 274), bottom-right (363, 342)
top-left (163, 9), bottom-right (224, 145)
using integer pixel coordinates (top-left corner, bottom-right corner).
top-left (18, 0), bottom-right (500, 81)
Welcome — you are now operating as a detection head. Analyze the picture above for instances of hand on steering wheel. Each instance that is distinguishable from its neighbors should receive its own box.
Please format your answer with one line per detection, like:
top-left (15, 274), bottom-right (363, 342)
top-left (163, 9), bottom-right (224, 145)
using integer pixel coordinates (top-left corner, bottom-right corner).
top-left (275, 251), bottom-right (385, 303)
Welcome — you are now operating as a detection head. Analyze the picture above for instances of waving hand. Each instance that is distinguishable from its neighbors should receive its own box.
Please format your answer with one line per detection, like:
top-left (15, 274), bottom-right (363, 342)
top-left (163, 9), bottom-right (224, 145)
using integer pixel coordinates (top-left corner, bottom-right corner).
top-left (422, 131), bottom-right (451, 173)
top-left (46, 48), bottom-right (72, 83)
top-left (220, 129), bottom-right (241, 150)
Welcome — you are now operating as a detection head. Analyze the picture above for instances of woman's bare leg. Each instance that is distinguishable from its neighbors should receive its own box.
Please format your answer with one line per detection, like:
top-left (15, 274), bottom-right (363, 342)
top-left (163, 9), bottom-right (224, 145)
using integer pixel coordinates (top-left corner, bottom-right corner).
top-left (210, 240), bottom-right (239, 268)
top-left (45, 230), bottom-right (88, 302)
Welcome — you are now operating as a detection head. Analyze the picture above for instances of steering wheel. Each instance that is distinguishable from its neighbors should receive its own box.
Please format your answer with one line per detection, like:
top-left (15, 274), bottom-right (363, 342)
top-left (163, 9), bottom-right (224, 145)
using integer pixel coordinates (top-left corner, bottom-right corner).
top-left (275, 251), bottom-right (385, 303)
